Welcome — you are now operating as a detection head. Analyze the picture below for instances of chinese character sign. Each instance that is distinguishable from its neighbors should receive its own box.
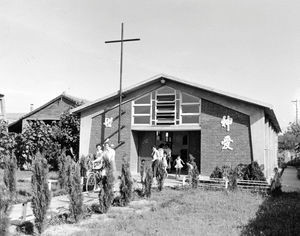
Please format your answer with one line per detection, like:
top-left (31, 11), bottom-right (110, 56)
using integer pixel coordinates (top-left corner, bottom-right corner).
top-left (103, 117), bottom-right (113, 128)
top-left (221, 115), bottom-right (233, 132)
top-left (221, 135), bottom-right (233, 150)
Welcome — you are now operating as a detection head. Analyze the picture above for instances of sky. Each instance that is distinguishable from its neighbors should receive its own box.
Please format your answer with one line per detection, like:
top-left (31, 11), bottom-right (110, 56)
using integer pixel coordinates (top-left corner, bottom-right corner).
top-left (1, 0), bottom-right (300, 131)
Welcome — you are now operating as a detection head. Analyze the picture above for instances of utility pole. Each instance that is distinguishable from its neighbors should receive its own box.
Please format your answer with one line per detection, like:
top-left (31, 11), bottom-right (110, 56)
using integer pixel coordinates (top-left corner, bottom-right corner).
top-left (105, 23), bottom-right (140, 143)
top-left (292, 100), bottom-right (299, 125)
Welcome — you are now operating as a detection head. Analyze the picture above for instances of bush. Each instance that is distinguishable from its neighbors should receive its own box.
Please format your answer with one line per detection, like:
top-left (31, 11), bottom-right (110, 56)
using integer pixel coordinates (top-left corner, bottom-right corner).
top-left (67, 161), bottom-right (83, 222)
top-left (243, 161), bottom-right (266, 181)
top-left (3, 153), bottom-right (17, 198)
top-left (0, 185), bottom-right (11, 236)
top-left (31, 152), bottom-right (51, 234)
top-left (119, 159), bottom-right (133, 206)
top-left (210, 166), bottom-right (223, 178)
top-left (98, 158), bottom-right (115, 213)
top-left (58, 150), bottom-right (72, 190)
top-left (156, 161), bottom-right (166, 191)
top-left (79, 155), bottom-right (89, 177)
top-left (287, 157), bottom-right (300, 168)
top-left (144, 167), bottom-right (153, 198)
top-left (234, 164), bottom-right (248, 179)
top-left (191, 160), bottom-right (200, 188)
top-left (16, 221), bottom-right (34, 235)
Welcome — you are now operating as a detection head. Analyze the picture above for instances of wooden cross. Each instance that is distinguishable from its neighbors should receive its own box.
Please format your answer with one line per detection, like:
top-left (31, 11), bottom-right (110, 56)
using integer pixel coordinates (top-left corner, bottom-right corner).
top-left (105, 23), bottom-right (140, 143)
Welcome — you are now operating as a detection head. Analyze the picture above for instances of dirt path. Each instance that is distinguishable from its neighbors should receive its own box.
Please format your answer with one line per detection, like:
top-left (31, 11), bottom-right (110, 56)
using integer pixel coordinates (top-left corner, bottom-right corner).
top-left (9, 174), bottom-right (183, 222)
top-left (9, 192), bottom-right (99, 222)
top-left (281, 166), bottom-right (300, 192)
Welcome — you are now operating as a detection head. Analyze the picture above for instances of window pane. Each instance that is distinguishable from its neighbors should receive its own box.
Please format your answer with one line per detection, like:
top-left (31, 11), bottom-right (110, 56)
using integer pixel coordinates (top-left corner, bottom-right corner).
top-left (182, 104), bottom-right (200, 113)
top-left (135, 94), bottom-right (151, 104)
top-left (134, 116), bottom-right (150, 124)
top-left (134, 106), bottom-right (150, 114)
top-left (157, 95), bottom-right (175, 102)
top-left (182, 93), bottom-right (199, 103)
top-left (182, 115), bottom-right (199, 124)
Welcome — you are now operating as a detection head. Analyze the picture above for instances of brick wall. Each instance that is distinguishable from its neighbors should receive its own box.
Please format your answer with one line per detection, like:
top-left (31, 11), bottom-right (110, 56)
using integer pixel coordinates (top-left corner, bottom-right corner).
top-left (201, 99), bottom-right (252, 175)
top-left (89, 101), bottom-right (132, 171)
top-left (27, 98), bottom-right (76, 120)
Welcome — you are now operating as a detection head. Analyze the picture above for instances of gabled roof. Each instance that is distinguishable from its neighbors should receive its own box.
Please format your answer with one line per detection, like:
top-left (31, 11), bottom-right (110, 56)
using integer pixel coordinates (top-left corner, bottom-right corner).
top-left (72, 74), bottom-right (281, 132)
top-left (8, 93), bottom-right (88, 128)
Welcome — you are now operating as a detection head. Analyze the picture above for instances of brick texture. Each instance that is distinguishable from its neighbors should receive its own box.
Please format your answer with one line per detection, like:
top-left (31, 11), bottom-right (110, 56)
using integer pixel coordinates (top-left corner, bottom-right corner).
top-left (89, 101), bottom-right (132, 171)
top-left (200, 99), bottom-right (252, 175)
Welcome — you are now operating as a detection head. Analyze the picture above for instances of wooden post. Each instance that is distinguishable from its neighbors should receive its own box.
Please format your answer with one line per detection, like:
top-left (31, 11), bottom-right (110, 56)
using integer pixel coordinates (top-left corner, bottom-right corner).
top-left (21, 202), bottom-right (27, 222)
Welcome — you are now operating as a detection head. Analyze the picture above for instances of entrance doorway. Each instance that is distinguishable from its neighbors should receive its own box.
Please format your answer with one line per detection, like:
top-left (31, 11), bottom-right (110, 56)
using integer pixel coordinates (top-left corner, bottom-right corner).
top-left (137, 130), bottom-right (201, 173)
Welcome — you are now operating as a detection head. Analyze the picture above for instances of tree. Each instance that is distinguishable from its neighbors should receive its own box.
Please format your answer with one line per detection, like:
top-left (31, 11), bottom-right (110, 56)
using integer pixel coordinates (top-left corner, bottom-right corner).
top-left (67, 161), bottom-right (83, 222)
top-left (98, 159), bottom-right (115, 213)
top-left (0, 185), bottom-right (11, 236)
top-left (31, 152), bottom-right (51, 234)
top-left (53, 111), bottom-right (80, 161)
top-left (278, 122), bottom-right (300, 151)
top-left (3, 153), bottom-right (17, 198)
top-left (58, 150), bottom-right (72, 190)
top-left (156, 161), bottom-right (166, 191)
top-left (144, 167), bottom-right (153, 198)
top-left (119, 159), bottom-right (133, 206)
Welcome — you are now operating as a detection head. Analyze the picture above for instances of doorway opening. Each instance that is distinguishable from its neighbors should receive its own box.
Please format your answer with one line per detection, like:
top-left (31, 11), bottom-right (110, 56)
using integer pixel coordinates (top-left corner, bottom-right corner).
top-left (137, 131), bottom-right (201, 173)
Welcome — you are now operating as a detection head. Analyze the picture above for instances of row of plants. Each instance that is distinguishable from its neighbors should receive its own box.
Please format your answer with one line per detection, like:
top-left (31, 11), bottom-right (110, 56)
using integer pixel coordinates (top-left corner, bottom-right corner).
top-left (210, 161), bottom-right (266, 190)
top-left (0, 111), bottom-right (80, 170)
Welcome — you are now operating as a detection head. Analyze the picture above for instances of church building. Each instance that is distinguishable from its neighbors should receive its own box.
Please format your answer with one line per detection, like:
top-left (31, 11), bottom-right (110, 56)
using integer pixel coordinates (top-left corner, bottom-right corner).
top-left (72, 74), bottom-right (280, 179)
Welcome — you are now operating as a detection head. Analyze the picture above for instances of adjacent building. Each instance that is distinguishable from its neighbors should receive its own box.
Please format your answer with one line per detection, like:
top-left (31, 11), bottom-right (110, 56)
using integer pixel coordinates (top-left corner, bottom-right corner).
top-left (9, 93), bottom-right (87, 133)
top-left (72, 74), bottom-right (280, 179)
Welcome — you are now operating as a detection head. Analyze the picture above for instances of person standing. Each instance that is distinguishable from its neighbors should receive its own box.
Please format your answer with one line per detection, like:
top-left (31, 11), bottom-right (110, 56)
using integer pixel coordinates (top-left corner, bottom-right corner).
top-left (103, 140), bottom-right (117, 177)
top-left (175, 156), bottom-right (185, 179)
top-left (151, 146), bottom-right (160, 179)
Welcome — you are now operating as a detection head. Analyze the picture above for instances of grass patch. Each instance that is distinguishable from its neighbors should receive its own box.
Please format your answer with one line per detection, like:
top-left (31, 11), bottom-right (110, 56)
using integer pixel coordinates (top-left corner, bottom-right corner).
top-left (241, 192), bottom-right (300, 235)
top-left (44, 188), bottom-right (265, 236)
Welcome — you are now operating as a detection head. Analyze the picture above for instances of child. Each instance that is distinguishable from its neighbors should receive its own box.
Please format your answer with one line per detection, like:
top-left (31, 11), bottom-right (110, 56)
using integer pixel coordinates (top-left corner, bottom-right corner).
top-left (140, 159), bottom-right (146, 184)
top-left (175, 156), bottom-right (185, 178)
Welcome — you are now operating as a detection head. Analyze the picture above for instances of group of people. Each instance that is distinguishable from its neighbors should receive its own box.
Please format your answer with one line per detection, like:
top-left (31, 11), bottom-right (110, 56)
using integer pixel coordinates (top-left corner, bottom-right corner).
top-left (92, 139), bottom-right (117, 177)
top-left (148, 144), bottom-right (188, 179)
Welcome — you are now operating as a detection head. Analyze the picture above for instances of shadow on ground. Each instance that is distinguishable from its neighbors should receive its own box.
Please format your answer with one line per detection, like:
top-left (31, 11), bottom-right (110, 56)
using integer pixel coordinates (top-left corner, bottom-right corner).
top-left (241, 192), bottom-right (300, 235)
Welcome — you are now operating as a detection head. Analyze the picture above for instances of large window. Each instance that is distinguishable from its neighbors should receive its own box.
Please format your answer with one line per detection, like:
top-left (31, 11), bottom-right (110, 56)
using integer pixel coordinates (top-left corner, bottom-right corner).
top-left (132, 87), bottom-right (200, 126)
top-left (181, 93), bottom-right (200, 124)
top-left (132, 94), bottom-right (151, 124)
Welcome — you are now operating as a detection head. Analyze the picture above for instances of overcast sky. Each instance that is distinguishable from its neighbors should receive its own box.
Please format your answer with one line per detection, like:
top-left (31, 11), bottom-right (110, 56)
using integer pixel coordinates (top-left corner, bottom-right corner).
top-left (1, 0), bottom-right (300, 131)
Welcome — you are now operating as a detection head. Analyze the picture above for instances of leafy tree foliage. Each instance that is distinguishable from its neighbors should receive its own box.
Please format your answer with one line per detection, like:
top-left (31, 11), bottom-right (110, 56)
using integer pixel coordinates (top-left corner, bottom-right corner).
top-left (31, 152), bottom-right (51, 234)
top-left (4, 111), bottom-right (80, 169)
top-left (53, 111), bottom-right (80, 161)
top-left (0, 120), bottom-right (16, 162)
top-left (14, 120), bottom-right (60, 168)
top-left (278, 122), bottom-right (300, 151)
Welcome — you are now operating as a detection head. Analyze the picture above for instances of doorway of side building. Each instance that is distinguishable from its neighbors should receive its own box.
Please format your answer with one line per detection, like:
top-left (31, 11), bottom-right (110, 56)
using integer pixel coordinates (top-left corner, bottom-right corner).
top-left (137, 130), bottom-right (201, 173)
